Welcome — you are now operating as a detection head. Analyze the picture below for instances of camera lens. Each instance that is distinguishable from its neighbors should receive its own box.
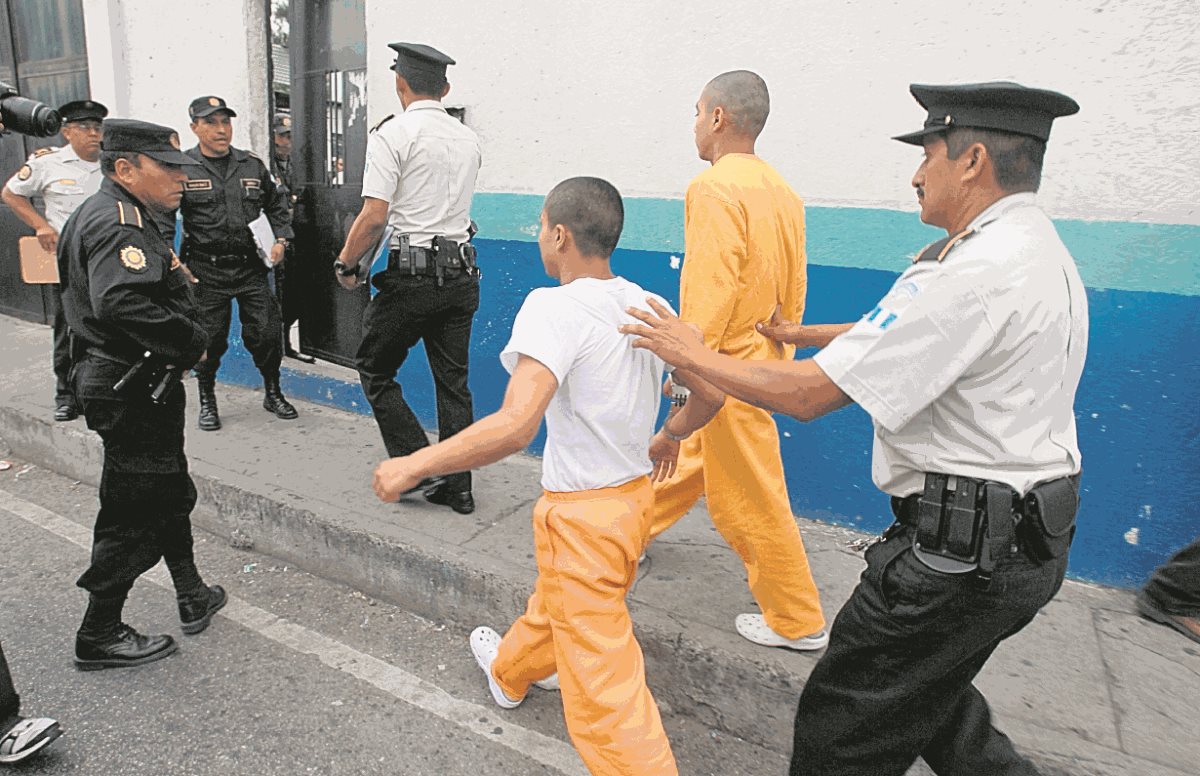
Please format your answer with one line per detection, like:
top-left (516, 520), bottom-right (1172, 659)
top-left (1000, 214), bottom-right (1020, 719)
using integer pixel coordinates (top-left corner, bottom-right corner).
top-left (0, 96), bottom-right (63, 137)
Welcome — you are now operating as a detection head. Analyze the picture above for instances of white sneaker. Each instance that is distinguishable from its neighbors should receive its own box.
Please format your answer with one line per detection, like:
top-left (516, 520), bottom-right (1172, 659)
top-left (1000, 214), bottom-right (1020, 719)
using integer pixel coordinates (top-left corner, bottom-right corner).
top-left (735, 614), bottom-right (829, 651)
top-left (533, 673), bottom-right (560, 691)
top-left (637, 552), bottom-right (647, 564)
top-left (470, 626), bottom-right (523, 709)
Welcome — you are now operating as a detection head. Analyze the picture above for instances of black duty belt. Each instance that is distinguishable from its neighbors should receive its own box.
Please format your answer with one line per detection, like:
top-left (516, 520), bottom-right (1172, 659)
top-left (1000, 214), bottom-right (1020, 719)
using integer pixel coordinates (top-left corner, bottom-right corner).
top-left (890, 472), bottom-right (1081, 577)
top-left (187, 248), bottom-right (256, 268)
top-left (387, 234), bottom-right (479, 285)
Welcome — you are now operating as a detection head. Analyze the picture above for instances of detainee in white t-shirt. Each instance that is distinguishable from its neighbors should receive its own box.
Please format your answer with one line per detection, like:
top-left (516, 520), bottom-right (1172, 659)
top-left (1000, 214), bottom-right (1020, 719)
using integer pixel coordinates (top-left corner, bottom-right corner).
top-left (373, 177), bottom-right (724, 776)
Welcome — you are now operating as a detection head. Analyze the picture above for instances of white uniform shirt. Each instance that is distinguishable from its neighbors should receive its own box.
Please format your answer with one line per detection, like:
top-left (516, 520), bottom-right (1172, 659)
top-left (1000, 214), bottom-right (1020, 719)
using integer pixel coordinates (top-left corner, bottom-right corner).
top-left (360, 100), bottom-right (481, 248)
top-left (4, 144), bottom-right (102, 232)
top-left (814, 193), bottom-right (1089, 497)
top-left (501, 277), bottom-right (675, 493)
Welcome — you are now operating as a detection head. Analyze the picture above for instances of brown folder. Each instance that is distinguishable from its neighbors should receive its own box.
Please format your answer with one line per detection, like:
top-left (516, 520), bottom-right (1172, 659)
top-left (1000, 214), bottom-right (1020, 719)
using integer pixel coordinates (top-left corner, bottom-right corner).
top-left (19, 236), bottom-right (59, 284)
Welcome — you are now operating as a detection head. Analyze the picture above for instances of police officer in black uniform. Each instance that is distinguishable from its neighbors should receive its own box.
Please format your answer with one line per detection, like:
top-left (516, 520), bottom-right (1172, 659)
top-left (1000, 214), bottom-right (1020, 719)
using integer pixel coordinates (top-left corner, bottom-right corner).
top-left (179, 96), bottom-right (297, 430)
top-left (58, 119), bottom-right (226, 670)
top-left (270, 112), bottom-right (314, 364)
top-left (335, 43), bottom-right (483, 514)
top-left (622, 82), bottom-right (1087, 775)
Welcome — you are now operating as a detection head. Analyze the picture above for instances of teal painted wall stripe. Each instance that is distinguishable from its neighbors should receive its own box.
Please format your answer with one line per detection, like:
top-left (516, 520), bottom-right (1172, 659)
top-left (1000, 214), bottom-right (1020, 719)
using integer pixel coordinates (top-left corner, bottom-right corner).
top-left (472, 192), bottom-right (1200, 296)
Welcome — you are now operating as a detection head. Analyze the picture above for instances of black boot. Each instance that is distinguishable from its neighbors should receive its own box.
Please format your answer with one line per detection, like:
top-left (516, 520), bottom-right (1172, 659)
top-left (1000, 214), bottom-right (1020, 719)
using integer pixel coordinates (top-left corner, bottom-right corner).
top-left (74, 595), bottom-right (177, 671)
top-left (262, 377), bottom-right (298, 420)
top-left (178, 585), bottom-right (227, 635)
top-left (197, 378), bottom-right (221, 431)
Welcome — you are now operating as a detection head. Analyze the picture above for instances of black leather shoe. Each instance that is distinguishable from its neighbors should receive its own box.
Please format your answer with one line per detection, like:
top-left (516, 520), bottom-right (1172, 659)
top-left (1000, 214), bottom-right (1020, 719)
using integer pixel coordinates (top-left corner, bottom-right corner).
top-left (179, 585), bottom-right (227, 635)
top-left (285, 346), bottom-right (316, 365)
top-left (74, 624), bottom-right (178, 671)
top-left (424, 482), bottom-right (475, 515)
top-left (197, 381), bottom-right (221, 431)
top-left (53, 403), bottom-right (78, 422)
top-left (262, 379), bottom-right (299, 420)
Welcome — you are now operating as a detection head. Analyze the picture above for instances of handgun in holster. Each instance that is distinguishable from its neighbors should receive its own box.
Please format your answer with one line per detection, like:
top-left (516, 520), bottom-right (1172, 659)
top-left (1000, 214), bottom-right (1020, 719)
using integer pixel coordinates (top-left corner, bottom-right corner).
top-left (112, 351), bottom-right (182, 404)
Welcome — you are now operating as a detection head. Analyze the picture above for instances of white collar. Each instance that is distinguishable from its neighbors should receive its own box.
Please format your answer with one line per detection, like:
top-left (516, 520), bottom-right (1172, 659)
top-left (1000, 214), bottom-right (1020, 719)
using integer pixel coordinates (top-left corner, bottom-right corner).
top-left (405, 100), bottom-right (447, 114)
top-left (968, 192), bottom-right (1038, 231)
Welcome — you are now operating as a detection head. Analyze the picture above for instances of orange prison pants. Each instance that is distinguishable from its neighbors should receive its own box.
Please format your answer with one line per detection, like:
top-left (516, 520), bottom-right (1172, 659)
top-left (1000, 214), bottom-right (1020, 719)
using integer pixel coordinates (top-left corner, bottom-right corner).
top-left (649, 398), bottom-right (825, 639)
top-left (492, 476), bottom-right (677, 776)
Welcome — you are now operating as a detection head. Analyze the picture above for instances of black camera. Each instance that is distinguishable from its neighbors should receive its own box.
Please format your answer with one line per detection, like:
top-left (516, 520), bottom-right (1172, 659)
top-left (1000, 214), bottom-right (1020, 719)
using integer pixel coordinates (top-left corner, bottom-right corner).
top-left (0, 81), bottom-right (62, 137)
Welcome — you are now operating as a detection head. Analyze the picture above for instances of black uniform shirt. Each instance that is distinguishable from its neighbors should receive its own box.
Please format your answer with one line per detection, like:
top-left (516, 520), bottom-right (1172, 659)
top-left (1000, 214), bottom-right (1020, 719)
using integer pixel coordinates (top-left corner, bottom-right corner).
top-left (177, 145), bottom-right (293, 255)
top-left (58, 178), bottom-right (209, 365)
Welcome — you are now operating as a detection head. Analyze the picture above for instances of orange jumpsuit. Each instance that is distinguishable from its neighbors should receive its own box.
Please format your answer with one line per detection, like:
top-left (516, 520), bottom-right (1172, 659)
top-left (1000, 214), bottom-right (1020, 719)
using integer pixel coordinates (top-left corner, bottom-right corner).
top-left (492, 477), bottom-right (677, 776)
top-left (649, 153), bottom-right (825, 639)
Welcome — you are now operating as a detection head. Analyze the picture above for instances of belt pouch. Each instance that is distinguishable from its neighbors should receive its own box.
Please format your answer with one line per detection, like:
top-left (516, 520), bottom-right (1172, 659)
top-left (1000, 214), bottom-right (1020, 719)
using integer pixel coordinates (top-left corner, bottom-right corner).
top-left (916, 473), bottom-right (947, 548)
top-left (1023, 477), bottom-right (1079, 560)
top-left (944, 479), bottom-right (982, 558)
top-left (981, 482), bottom-right (1016, 575)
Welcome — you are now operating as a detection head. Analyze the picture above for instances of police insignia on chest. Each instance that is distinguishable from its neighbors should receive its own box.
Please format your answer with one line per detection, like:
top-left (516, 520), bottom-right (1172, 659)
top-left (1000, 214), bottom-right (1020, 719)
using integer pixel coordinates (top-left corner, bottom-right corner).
top-left (119, 245), bottom-right (148, 272)
top-left (16, 164), bottom-right (31, 181)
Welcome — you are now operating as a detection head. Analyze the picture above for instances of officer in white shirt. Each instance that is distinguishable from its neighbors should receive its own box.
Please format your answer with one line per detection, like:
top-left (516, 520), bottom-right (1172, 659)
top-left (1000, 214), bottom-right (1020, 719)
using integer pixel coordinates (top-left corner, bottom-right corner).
top-left (621, 82), bottom-right (1086, 776)
top-left (3, 99), bottom-right (107, 421)
top-left (335, 42), bottom-right (482, 515)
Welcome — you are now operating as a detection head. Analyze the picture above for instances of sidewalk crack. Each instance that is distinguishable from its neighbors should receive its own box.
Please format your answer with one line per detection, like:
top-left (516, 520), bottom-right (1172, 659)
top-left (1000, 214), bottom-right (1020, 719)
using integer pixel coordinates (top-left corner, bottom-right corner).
top-left (1091, 608), bottom-right (1127, 754)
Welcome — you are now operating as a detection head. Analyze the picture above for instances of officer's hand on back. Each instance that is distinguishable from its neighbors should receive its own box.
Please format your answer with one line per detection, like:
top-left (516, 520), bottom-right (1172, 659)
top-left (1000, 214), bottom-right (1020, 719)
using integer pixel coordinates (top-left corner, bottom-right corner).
top-left (755, 303), bottom-right (803, 346)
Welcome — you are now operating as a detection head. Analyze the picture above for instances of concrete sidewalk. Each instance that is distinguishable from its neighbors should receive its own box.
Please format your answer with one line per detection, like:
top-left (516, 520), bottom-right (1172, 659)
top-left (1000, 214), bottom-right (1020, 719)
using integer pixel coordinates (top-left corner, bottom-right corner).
top-left (1, 315), bottom-right (1195, 775)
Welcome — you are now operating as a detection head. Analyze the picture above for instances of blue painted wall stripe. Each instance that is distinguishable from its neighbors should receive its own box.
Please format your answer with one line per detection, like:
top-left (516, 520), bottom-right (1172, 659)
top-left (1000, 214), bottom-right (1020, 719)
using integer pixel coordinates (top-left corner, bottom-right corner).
top-left (473, 192), bottom-right (1200, 296)
top-left (213, 206), bottom-right (1199, 590)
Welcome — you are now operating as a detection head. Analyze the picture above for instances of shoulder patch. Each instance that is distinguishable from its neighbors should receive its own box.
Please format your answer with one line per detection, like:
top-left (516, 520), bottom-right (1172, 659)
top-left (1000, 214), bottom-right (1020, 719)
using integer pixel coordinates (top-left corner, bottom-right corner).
top-left (914, 228), bottom-right (977, 263)
top-left (16, 164), bottom-right (32, 181)
top-left (119, 245), bottom-right (148, 273)
top-left (32, 147), bottom-right (57, 158)
top-left (184, 179), bottom-right (213, 191)
top-left (115, 201), bottom-right (145, 229)
top-left (370, 114), bottom-right (395, 133)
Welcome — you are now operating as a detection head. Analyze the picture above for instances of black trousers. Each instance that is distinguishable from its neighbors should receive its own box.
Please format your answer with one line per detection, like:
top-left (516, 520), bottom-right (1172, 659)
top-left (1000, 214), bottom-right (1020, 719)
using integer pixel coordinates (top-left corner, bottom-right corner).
top-left (273, 247), bottom-right (302, 332)
top-left (48, 284), bottom-right (74, 407)
top-left (73, 356), bottom-right (198, 599)
top-left (790, 524), bottom-right (1069, 776)
top-left (189, 259), bottom-right (282, 381)
top-left (1141, 538), bottom-right (1200, 617)
top-left (0, 641), bottom-right (18, 726)
top-left (356, 272), bottom-right (479, 492)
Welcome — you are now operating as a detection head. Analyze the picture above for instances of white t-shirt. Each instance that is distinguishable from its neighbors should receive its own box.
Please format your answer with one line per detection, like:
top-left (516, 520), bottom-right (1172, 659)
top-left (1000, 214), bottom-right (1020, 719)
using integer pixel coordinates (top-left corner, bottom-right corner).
top-left (360, 100), bottom-right (481, 248)
top-left (814, 193), bottom-right (1089, 497)
top-left (500, 277), bottom-right (674, 493)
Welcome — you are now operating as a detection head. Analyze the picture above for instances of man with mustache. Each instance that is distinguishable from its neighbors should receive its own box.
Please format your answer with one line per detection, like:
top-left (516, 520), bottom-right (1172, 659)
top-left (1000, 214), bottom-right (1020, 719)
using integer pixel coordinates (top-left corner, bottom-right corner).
top-left (3, 99), bottom-right (107, 422)
top-left (178, 95), bottom-right (296, 431)
top-left (622, 81), bottom-right (1086, 775)
top-left (59, 119), bottom-right (225, 669)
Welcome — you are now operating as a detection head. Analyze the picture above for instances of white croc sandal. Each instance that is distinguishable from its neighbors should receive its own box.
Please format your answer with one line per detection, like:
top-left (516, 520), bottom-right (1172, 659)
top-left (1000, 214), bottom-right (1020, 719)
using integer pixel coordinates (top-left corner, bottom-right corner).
top-left (470, 626), bottom-right (523, 709)
top-left (0, 716), bottom-right (62, 763)
top-left (735, 614), bottom-right (829, 651)
top-left (533, 673), bottom-right (560, 691)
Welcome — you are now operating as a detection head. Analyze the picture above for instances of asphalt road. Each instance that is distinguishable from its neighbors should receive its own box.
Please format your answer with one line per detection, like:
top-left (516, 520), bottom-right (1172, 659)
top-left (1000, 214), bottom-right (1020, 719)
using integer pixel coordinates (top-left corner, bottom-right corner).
top-left (0, 460), bottom-right (787, 775)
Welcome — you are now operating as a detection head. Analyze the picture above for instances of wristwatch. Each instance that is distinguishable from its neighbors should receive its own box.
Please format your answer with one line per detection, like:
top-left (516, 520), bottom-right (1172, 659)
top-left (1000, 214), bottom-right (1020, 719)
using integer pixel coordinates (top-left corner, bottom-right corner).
top-left (334, 260), bottom-right (359, 277)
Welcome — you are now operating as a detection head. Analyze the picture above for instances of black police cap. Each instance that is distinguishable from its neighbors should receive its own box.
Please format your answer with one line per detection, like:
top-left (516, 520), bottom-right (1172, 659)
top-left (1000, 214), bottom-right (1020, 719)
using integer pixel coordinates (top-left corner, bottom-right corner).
top-left (893, 81), bottom-right (1080, 145)
top-left (101, 119), bottom-right (200, 166)
top-left (388, 42), bottom-right (455, 79)
top-left (58, 99), bottom-right (108, 123)
top-left (189, 95), bottom-right (238, 120)
top-left (273, 113), bottom-right (292, 134)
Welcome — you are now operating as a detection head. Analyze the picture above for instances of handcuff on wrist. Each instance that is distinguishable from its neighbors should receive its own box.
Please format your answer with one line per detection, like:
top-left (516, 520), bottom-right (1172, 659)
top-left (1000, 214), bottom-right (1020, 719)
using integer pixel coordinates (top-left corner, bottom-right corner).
top-left (661, 422), bottom-right (690, 442)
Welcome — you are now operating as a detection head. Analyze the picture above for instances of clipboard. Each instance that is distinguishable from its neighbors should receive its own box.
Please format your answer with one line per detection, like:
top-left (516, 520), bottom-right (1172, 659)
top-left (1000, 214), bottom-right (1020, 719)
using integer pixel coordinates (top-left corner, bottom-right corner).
top-left (19, 236), bottom-right (59, 284)
top-left (363, 226), bottom-right (394, 298)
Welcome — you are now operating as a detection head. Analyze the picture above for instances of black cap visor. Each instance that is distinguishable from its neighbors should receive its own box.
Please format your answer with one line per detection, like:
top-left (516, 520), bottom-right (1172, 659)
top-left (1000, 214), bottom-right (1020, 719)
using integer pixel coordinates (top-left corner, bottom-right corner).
top-left (141, 149), bottom-right (202, 166)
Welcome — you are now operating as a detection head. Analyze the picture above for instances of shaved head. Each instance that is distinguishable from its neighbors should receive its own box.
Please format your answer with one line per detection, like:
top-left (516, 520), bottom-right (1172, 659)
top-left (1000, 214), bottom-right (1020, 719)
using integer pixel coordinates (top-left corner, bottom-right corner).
top-left (702, 70), bottom-right (770, 138)
top-left (543, 177), bottom-right (624, 258)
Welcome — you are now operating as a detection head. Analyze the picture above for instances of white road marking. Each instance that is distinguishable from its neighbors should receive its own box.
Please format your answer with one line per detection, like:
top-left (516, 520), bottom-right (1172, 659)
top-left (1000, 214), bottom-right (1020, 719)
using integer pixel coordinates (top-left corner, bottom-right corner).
top-left (0, 488), bottom-right (588, 776)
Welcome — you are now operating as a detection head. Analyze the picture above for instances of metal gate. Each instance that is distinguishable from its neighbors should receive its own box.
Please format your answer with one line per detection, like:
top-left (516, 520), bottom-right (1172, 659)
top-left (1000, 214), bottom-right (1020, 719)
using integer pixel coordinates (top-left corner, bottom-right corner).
top-left (289, 0), bottom-right (369, 367)
top-left (0, 0), bottom-right (89, 323)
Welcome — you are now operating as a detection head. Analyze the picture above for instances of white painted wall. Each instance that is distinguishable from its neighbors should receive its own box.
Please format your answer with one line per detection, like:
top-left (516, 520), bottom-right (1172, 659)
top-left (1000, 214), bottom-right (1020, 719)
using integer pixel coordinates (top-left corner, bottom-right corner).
top-left (81, 0), bottom-right (272, 160)
top-left (366, 0), bottom-right (1200, 224)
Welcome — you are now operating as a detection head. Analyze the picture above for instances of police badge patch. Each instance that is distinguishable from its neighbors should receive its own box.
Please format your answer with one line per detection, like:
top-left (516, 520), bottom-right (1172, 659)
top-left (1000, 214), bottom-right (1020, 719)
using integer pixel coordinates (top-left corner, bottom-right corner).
top-left (119, 245), bottom-right (148, 273)
top-left (16, 165), bottom-right (31, 181)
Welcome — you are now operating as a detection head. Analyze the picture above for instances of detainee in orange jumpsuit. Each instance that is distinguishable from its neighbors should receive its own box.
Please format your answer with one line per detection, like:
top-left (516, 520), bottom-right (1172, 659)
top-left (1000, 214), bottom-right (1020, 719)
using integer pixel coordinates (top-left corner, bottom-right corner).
top-left (372, 177), bottom-right (725, 776)
top-left (649, 70), bottom-right (827, 648)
